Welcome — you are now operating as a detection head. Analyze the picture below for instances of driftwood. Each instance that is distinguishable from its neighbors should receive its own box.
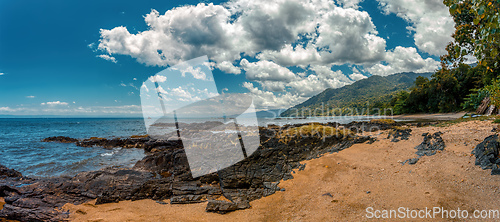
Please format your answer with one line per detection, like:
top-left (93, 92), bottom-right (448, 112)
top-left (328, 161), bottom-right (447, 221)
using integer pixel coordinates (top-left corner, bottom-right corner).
top-left (486, 105), bottom-right (496, 116)
top-left (477, 97), bottom-right (491, 114)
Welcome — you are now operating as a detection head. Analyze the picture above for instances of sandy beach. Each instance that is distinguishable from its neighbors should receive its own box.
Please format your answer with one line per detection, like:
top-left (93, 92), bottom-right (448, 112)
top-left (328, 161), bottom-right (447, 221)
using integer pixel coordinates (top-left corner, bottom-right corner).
top-left (62, 120), bottom-right (500, 221)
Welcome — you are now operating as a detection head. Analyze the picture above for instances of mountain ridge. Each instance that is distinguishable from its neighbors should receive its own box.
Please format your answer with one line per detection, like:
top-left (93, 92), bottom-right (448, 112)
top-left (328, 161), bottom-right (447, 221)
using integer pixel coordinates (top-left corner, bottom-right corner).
top-left (280, 72), bottom-right (433, 117)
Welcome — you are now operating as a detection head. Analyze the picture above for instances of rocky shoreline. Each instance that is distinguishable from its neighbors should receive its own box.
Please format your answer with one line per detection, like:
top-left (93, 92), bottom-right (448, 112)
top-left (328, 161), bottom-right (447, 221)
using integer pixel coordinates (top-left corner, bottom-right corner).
top-left (0, 119), bottom-right (496, 221)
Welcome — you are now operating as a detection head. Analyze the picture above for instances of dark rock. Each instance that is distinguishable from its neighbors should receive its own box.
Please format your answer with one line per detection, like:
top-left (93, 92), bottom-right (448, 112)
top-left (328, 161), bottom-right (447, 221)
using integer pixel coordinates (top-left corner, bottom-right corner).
top-left (387, 128), bottom-right (412, 142)
top-left (155, 200), bottom-right (168, 205)
top-left (472, 135), bottom-right (500, 171)
top-left (491, 164), bottom-right (500, 175)
top-left (205, 200), bottom-right (250, 214)
top-left (401, 132), bottom-right (444, 166)
top-left (170, 195), bottom-right (206, 204)
top-left (415, 132), bottom-right (445, 156)
top-left (43, 134), bottom-right (184, 152)
top-left (298, 163), bottom-right (306, 171)
top-left (262, 181), bottom-right (280, 191)
top-left (0, 164), bottom-right (22, 178)
top-left (407, 158), bottom-right (419, 165)
top-left (42, 136), bottom-right (79, 143)
top-left (283, 173), bottom-right (294, 181)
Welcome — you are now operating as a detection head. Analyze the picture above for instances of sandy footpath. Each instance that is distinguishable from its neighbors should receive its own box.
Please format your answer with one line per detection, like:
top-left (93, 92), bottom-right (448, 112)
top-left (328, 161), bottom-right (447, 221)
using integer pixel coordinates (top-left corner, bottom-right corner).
top-left (64, 120), bottom-right (500, 221)
top-left (393, 112), bottom-right (468, 121)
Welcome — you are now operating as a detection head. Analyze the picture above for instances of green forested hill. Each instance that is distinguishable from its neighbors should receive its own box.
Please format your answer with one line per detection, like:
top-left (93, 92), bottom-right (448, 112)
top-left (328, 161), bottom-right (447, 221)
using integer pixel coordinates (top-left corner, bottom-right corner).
top-left (280, 72), bottom-right (432, 117)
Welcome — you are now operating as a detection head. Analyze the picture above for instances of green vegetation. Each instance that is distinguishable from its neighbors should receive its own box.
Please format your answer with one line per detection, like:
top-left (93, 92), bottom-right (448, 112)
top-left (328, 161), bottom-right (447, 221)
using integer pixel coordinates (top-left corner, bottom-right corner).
top-left (443, 0), bottom-right (500, 72)
top-left (390, 0), bottom-right (500, 114)
top-left (388, 64), bottom-right (487, 114)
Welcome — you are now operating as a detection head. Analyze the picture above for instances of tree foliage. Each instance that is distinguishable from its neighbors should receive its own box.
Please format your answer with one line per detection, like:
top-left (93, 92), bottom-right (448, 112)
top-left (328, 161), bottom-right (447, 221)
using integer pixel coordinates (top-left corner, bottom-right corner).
top-left (442, 0), bottom-right (500, 72)
top-left (389, 64), bottom-right (484, 114)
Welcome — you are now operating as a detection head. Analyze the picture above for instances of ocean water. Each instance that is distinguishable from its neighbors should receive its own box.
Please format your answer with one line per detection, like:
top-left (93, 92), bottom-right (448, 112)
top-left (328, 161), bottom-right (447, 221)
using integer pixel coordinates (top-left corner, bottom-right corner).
top-left (0, 118), bottom-right (147, 178)
top-left (0, 116), bottom-right (388, 178)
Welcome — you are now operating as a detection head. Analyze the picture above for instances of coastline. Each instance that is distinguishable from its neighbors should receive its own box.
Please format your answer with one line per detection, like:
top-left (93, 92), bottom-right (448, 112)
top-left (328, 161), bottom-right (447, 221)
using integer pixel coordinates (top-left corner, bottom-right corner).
top-left (62, 119), bottom-right (500, 221)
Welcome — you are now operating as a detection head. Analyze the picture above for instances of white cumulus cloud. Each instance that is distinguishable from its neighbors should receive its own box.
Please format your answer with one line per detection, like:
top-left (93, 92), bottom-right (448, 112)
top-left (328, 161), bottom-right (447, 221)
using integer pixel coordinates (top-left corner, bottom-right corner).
top-left (97, 54), bottom-right (117, 63)
top-left (366, 46), bottom-right (440, 76)
top-left (41, 101), bottom-right (69, 106)
top-left (377, 0), bottom-right (454, 56)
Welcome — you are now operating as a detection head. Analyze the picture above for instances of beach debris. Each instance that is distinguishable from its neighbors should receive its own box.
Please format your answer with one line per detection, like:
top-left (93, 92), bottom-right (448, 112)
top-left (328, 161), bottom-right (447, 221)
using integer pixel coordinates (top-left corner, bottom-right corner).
top-left (322, 192), bottom-right (333, 197)
top-left (486, 105), bottom-right (497, 116)
top-left (477, 97), bottom-right (491, 114)
top-left (472, 134), bottom-right (500, 175)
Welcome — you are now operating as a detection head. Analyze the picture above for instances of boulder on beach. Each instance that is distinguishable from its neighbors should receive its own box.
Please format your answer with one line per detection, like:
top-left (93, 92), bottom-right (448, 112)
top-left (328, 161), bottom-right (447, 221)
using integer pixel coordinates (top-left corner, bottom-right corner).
top-left (472, 134), bottom-right (500, 174)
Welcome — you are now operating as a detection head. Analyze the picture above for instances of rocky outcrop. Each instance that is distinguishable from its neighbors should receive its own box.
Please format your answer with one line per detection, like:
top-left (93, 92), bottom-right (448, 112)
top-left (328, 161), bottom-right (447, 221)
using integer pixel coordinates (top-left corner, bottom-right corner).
top-left (42, 135), bottom-right (184, 152)
top-left (76, 137), bottom-right (149, 149)
top-left (472, 135), bottom-right (500, 175)
top-left (42, 136), bottom-right (79, 143)
top-left (0, 165), bottom-right (22, 179)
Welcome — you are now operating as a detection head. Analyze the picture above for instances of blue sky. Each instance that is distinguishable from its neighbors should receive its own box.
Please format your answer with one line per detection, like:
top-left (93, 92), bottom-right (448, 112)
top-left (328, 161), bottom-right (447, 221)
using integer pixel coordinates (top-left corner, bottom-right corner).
top-left (0, 0), bottom-right (455, 116)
